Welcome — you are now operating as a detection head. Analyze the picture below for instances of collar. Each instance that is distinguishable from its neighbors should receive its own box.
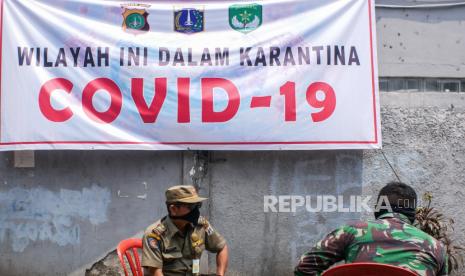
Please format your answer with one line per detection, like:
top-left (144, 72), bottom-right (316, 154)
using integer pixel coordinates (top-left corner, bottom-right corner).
top-left (377, 212), bottom-right (412, 224)
top-left (163, 216), bottom-right (192, 239)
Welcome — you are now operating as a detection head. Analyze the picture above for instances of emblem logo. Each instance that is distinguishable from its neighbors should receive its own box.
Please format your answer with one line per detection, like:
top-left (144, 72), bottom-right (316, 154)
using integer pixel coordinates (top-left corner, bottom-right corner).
top-left (148, 238), bottom-right (158, 249)
top-left (229, 4), bottom-right (262, 33)
top-left (121, 4), bottom-right (150, 33)
top-left (174, 7), bottom-right (204, 34)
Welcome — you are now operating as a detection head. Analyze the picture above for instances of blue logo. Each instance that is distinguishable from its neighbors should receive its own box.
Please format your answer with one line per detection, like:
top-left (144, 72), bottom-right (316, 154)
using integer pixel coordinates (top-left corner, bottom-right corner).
top-left (174, 8), bottom-right (204, 34)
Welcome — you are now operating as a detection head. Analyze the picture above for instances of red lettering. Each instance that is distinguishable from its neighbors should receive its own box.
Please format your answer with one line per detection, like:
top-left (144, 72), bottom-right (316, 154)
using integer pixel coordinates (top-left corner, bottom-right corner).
top-left (201, 78), bottom-right (240, 123)
top-left (131, 78), bottom-right (167, 123)
top-left (82, 78), bottom-right (122, 124)
top-left (177, 78), bottom-right (190, 123)
top-left (38, 78), bottom-right (73, 122)
top-left (306, 82), bottom-right (336, 122)
top-left (279, 81), bottom-right (297, 122)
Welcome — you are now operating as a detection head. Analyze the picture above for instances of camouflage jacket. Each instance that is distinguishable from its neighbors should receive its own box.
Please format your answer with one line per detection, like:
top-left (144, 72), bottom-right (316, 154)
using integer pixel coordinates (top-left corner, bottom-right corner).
top-left (295, 213), bottom-right (448, 276)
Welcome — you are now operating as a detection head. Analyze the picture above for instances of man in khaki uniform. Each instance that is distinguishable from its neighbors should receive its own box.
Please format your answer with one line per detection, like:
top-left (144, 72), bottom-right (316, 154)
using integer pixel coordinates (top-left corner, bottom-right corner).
top-left (142, 185), bottom-right (228, 276)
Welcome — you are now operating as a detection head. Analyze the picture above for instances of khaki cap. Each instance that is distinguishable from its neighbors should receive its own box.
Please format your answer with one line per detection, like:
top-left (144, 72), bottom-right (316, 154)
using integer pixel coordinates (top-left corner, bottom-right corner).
top-left (165, 185), bottom-right (208, 204)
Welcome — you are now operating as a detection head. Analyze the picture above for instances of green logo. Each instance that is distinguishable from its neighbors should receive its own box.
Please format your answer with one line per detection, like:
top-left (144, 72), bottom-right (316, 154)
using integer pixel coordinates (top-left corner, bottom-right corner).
top-left (229, 4), bottom-right (262, 33)
top-left (126, 13), bottom-right (145, 30)
top-left (121, 5), bottom-right (150, 33)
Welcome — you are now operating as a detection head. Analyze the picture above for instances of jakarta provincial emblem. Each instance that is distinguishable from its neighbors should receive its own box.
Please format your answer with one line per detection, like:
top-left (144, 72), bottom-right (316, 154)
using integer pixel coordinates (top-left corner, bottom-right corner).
top-left (174, 7), bottom-right (204, 34)
top-left (229, 4), bottom-right (262, 33)
top-left (121, 4), bottom-right (150, 33)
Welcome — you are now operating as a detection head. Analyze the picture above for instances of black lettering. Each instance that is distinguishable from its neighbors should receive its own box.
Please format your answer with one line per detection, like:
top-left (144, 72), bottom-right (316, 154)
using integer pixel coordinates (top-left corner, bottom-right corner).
top-left (54, 48), bottom-right (67, 67)
top-left (327, 45), bottom-right (331, 65)
top-left (187, 48), bottom-right (197, 66)
top-left (159, 47), bottom-right (170, 66)
top-left (97, 47), bottom-right (109, 67)
top-left (173, 48), bottom-right (185, 66)
top-left (17, 47), bottom-right (34, 66)
top-left (283, 47), bottom-right (296, 66)
top-left (334, 45), bottom-right (345, 65)
top-left (143, 47), bottom-right (148, 66)
top-left (215, 48), bottom-right (229, 66)
top-left (254, 47), bottom-right (267, 66)
top-left (35, 47), bottom-right (41, 66)
top-left (269, 47), bottom-right (281, 66)
top-left (119, 47), bottom-right (124, 66)
top-left (200, 48), bottom-right (212, 66)
top-left (240, 47), bottom-right (253, 66)
top-left (70, 47), bottom-right (80, 67)
top-left (128, 47), bottom-right (140, 66)
top-left (43, 48), bottom-right (53, 67)
top-left (298, 47), bottom-right (310, 65)
top-left (348, 46), bottom-right (360, 65)
top-left (83, 47), bottom-right (95, 67)
top-left (312, 46), bottom-right (323, 65)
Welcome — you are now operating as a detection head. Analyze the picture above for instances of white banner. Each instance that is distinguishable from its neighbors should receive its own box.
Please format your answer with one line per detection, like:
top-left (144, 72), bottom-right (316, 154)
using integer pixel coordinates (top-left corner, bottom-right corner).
top-left (0, 0), bottom-right (381, 150)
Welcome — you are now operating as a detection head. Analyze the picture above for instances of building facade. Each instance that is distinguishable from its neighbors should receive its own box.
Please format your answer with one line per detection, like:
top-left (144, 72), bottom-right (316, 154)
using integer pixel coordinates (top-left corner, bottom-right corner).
top-left (1, 1), bottom-right (465, 275)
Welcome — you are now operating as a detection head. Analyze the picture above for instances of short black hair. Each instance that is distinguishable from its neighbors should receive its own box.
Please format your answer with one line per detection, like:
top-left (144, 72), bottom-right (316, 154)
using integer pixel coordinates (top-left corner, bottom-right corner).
top-left (377, 181), bottom-right (417, 209)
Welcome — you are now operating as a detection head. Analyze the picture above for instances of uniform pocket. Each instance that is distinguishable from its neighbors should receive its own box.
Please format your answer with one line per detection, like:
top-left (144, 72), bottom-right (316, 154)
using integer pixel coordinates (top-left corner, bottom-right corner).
top-left (162, 250), bottom-right (183, 262)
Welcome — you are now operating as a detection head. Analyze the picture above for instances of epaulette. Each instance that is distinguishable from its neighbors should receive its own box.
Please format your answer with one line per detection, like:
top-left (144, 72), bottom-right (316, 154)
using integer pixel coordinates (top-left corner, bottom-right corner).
top-left (147, 223), bottom-right (166, 241)
top-left (198, 216), bottom-right (214, 236)
top-left (198, 216), bottom-right (209, 227)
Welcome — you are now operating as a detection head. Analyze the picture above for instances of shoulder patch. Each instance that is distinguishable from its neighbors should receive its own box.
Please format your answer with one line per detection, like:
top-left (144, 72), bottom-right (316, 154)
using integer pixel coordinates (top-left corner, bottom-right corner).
top-left (148, 237), bottom-right (159, 249)
top-left (198, 216), bottom-right (209, 227)
top-left (149, 223), bottom-right (166, 240)
top-left (198, 216), bottom-right (214, 236)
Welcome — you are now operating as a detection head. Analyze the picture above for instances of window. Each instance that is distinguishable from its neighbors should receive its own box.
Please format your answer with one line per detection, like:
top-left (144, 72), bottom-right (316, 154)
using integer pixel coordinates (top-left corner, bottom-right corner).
top-left (388, 79), bottom-right (405, 91)
top-left (379, 78), bottom-right (465, 92)
top-left (379, 79), bottom-right (388, 92)
top-left (406, 79), bottom-right (420, 91)
top-left (440, 80), bottom-right (460, 92)
top-left (425, 79), bottom-right (439, 92)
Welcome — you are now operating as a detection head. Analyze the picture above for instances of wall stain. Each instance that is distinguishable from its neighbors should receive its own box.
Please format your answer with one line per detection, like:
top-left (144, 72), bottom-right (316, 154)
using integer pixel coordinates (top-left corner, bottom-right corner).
top-left (0, 185), bottom-right (111, 252)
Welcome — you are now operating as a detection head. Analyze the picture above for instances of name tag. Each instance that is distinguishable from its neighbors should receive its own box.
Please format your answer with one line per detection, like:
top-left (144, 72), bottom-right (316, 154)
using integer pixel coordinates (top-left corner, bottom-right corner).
top-left (192, 259), bottom-right (200, 274)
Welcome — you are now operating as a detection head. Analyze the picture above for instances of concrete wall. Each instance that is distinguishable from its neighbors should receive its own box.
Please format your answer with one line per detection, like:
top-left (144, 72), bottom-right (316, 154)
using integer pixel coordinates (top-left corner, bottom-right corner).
top-left (1, 3), bottom-right (465, 276)
top-left (377, 3), bottom-right (465, 77)
top-left (0, 151), bottom-right (183, 275)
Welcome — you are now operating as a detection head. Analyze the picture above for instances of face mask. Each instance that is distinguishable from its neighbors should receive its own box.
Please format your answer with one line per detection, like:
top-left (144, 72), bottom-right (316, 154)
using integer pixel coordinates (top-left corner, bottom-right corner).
top-left (170, 205), bottom-right (201, 226)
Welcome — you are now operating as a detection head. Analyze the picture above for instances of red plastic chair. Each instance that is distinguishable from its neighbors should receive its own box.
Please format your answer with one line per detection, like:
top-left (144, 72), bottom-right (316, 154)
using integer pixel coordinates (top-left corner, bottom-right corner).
top-left (322, 262), bottom-right (418, 276)
top-left (117, 238), bottom-right (143, 276)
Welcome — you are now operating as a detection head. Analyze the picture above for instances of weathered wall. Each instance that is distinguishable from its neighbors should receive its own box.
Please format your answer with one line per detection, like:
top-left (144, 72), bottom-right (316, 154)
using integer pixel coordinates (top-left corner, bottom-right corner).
top-left (377, 4), bottom-right (465, 77)
top-left (0, 152), bottom-right (183, 275)
top-left (362, 92), bottom-right (465, 275)
top-left (1, 4), bottom-right (465, 276)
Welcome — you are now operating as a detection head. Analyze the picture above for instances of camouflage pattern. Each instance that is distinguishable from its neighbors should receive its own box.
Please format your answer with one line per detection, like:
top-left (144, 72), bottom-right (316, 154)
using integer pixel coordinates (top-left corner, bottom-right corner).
top-left (141, 216), bottom-right (226, 276)
top-left (295, 213), bottom-right (448, 276)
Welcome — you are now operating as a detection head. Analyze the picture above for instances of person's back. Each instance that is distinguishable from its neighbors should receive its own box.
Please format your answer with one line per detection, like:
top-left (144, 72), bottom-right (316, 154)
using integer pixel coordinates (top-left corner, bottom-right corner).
top-left (295, 182), bottom-right (448, 276)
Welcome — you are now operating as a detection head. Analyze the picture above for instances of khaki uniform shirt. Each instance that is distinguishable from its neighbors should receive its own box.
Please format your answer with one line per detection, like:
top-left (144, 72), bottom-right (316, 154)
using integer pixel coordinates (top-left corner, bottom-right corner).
top-left (141, 216), bottom-right (226, 276)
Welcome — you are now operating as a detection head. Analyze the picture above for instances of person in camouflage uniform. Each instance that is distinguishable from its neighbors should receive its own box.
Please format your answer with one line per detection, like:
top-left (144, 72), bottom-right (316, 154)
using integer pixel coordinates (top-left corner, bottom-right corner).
top-left (295, 182), bottom-right (448, 276)
top-left (142, 185), bottom-right (228, 276)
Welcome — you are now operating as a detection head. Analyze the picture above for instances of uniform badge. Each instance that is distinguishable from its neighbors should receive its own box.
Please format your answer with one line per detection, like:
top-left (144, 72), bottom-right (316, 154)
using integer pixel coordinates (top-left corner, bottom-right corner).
top-left (121, 4), bottom-right (150, 33)
top-left (174, 7), bottom-right (204, 34)
top-left (198, 216), bottom-right (215, 236)
top-left (148, 238), bottom-right (158, 249)
top-left (192, 259), bottom-right (200, 274)
top-left (206, 225), bottom-right (214, 236)
top-left (229, 4), bottom-right (262, 33)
